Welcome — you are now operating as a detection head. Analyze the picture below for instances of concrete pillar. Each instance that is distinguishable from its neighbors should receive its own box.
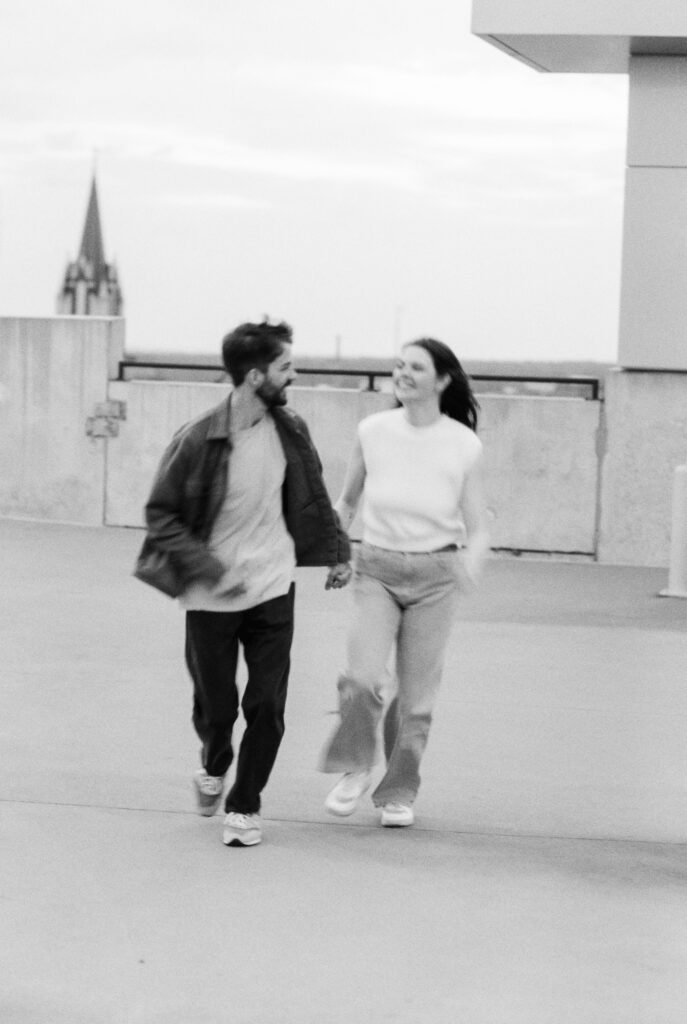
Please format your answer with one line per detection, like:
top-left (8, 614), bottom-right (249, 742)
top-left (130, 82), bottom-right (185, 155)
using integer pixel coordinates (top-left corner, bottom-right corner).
top-left (471, 4), bottom-right (687, 370)
top-left (620, 57), bottom-right (687, 369)
top-left (599, 58), bottom-right (687, 565)
top-left (597, 369), bottom-right (687, 565)
top-left (472, 2), bottom-right (687, 564)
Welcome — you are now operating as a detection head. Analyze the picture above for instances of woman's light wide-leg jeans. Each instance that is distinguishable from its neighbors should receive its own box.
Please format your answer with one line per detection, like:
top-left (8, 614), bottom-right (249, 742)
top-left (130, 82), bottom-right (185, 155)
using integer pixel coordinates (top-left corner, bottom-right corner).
top-left (321, 542), bottom-right (462, 807)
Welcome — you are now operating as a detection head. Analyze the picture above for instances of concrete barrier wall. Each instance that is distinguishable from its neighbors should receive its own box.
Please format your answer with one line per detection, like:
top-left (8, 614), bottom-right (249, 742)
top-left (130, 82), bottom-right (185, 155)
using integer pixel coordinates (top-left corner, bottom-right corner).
top-left (479, 395), bottom-right (601, 553)
top-left (284, 387), bottom-right (395, 537)
top-left (105, 377), bottom-right (601, 554)
top-left (0, 317), bottom-right (124, 525)
top-left (9, 316), bottom-right (686, 564)
top-left (105, 381), bottom-right (395, 528)
top-left (599, 368), bottom-right (687, 566)
top-left (106, 380), bottom-right (230, 528)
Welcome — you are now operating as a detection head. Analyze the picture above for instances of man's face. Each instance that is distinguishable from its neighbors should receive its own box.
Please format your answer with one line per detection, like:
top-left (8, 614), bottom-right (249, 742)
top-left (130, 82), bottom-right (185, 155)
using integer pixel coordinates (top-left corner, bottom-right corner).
top-left (255, 344), bottom-right (296, 407)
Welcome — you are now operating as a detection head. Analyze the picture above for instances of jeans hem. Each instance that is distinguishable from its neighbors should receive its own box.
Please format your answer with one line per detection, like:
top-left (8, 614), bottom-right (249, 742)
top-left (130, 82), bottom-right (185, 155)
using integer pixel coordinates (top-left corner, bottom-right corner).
top-left (372, 791), bottom-right (417, 808)
top-left (224, 803), bottom-right (261, 816)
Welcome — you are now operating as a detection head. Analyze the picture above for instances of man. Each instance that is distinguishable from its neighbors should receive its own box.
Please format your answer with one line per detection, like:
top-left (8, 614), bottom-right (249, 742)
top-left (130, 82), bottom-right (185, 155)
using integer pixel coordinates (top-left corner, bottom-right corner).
top-left (135, 320), bottom-right (351, 847)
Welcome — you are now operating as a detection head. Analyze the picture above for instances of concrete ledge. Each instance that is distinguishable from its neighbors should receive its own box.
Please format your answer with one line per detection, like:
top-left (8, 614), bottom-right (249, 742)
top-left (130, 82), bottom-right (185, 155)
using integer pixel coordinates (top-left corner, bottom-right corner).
top-left (472, 0), bottom-right (687, 72)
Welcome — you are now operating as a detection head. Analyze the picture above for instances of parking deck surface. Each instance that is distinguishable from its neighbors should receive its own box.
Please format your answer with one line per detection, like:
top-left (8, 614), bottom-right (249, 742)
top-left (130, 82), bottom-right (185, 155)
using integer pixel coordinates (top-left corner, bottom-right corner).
top-left (2, 518), bottom-right (687, 1023)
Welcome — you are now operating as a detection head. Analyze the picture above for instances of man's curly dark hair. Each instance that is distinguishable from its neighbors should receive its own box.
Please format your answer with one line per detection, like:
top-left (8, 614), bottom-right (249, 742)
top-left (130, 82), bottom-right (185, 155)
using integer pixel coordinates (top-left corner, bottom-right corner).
top-left (222, 318), bottom-right (293, 385)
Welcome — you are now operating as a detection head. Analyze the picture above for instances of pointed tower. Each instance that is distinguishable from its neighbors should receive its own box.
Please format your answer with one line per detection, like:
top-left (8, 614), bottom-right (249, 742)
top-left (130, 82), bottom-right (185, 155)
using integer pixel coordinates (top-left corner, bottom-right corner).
top-left (57, 176), bottom-right (123, 316)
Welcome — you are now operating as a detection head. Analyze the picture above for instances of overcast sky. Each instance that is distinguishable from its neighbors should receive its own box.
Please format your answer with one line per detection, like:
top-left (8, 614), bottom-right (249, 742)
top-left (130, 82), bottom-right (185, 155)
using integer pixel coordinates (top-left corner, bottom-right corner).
top-left (0, 1), bottom-right (629, 362)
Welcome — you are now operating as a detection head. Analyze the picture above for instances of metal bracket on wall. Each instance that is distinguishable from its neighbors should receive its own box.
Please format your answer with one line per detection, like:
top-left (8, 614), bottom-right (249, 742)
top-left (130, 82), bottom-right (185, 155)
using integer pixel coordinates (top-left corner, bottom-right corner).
top-left (85, 400), bottom-right (127, 438)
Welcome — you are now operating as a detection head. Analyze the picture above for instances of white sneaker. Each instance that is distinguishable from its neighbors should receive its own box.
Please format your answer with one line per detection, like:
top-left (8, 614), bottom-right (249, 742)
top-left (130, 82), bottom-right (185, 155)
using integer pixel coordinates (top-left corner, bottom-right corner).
top-left (193, 769), bottom-right (224, 817)
top-left (223, 812), bottom-right (262, 847)
top-left (324, 770), bottom-right (372, 816)
top-left (380, 803), bottom-right (414, 828)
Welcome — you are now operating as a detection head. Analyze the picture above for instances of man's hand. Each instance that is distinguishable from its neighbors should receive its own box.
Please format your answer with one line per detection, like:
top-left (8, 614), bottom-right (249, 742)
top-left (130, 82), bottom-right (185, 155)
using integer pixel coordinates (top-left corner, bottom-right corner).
top-left (325, 563), bottom-right (352, 590)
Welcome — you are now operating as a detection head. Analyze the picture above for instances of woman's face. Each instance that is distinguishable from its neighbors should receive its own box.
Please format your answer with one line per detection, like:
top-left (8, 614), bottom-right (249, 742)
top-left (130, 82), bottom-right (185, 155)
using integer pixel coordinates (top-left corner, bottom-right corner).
top-left (393, 344), bottom-right (447, 405)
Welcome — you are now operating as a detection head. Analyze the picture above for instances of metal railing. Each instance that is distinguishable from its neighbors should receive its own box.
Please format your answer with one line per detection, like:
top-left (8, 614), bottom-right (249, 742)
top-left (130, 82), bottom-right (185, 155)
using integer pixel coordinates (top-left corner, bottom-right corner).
top-left (118, 360), bottom-right (225, 380)
top-left (117, 360), bottom-right (600, 400)
top-left (470, 373), bottom-right (599, 400)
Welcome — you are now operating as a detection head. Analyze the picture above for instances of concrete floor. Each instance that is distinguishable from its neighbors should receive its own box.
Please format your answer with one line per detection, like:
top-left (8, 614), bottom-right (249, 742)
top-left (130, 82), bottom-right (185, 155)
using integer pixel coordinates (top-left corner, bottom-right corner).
top-left (2, 518), bottom-right (687, 1023)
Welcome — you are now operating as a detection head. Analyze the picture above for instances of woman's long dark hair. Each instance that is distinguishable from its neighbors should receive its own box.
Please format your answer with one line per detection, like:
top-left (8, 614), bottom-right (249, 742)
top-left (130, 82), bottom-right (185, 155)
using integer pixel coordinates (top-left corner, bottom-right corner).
top-left (403, 337), bottom-right (479, 432)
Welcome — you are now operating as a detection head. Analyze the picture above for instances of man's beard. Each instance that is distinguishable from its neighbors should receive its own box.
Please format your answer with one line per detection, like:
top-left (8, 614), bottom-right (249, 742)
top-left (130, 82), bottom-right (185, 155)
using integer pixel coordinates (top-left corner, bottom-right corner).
top-left (256, 381), bottom-right (288, 407)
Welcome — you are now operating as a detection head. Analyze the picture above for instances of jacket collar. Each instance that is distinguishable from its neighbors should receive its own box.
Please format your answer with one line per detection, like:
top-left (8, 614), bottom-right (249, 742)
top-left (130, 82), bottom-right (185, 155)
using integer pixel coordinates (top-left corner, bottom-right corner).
top-left (271, 405), bottom-right (309, 445)
top-left (205, 394), bottom-right (304, 443)
top-left (206, 395), bottom-right (232, 440)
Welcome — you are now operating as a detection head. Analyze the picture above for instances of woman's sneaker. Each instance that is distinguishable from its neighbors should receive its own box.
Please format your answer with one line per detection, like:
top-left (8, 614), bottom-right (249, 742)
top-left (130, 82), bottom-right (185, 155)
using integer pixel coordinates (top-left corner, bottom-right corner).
top-left (380, 803), bottom-right (414, 828)
top-left (324, 770), bottom-right (372, 816)
top-left (193, 769), bottom-right (224, 817)
top-left (223, 812), bottom-right (262, 847)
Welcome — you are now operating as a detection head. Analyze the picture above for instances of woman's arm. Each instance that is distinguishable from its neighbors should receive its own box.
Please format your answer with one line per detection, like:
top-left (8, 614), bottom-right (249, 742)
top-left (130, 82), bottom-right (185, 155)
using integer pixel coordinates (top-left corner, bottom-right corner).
top-left (333, 436), bottom-right (367, 533)
top-left (460, 454), bottom-right (490, 586)
top-left (323, 435), bottom-right (367, 590)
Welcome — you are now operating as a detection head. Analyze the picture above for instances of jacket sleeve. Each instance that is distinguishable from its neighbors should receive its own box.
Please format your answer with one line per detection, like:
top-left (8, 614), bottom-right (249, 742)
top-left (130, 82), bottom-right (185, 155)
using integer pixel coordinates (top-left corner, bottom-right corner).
top-left (294, 414), bottom-right (351, 565)
top-left (143, 429), bottom-right (225, 586)
top-left (331, 508), bottom-right (351, 565)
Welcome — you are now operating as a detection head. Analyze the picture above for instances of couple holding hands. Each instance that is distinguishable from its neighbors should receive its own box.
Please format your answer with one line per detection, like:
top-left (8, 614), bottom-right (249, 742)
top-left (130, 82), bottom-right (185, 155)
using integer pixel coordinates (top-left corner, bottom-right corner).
top-left (136, 319), bottom-right (489, 847)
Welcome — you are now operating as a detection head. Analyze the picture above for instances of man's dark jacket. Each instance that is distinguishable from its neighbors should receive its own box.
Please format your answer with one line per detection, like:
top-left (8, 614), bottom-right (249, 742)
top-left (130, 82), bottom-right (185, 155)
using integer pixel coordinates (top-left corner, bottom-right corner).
top-left (134, 396), bottom-right (350, 598)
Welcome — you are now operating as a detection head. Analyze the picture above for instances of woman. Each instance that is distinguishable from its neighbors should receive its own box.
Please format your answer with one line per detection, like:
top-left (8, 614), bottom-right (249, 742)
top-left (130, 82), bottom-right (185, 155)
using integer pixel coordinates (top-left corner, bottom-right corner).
top-left (320, 338), bottom-right (489, 827)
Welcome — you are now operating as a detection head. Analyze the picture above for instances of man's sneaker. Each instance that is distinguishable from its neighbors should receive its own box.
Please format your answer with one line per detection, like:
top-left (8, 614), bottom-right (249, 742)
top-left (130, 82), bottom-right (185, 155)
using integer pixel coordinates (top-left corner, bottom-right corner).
top-left (223, 812), bottom-right (262, 847)
top-left (193, 769), bottom-right (224, 817)
top-left (380, 803), bottom-right (414, 828)
top-left (324, 770), bottom-right (372, 816)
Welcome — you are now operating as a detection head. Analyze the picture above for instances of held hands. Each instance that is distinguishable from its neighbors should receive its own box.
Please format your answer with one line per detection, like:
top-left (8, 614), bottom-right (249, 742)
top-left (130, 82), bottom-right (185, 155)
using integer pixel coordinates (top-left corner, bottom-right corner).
top-left (325, 562), bottom-right (352, 590)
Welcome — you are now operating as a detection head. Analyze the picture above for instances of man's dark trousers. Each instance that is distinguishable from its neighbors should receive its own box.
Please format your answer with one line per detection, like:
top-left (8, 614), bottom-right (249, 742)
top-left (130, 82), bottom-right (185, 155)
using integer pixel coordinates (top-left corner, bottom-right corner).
top-left (185, 584), bottom-right (295, 815)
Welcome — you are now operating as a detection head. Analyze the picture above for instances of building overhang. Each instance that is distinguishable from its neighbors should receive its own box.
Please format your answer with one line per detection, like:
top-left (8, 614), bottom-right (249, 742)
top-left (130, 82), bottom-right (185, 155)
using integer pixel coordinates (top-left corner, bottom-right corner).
top-left (471, 1), bottom-right (687, 73)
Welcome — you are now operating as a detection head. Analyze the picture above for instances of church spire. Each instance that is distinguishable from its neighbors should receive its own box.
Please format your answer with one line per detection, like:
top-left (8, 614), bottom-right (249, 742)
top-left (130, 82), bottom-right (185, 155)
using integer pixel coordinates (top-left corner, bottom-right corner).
top-left (56, 174), bottom-right (123, 317)
top-left (78, 176), bottom-right (106, 279)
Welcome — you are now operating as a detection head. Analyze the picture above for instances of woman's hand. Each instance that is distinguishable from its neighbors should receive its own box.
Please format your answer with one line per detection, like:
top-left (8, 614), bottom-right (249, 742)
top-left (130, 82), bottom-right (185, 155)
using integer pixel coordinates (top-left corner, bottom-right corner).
top-left (459, 545), bottom-right (487, 590)
top-left (460, 454), bottom-right (490, 589)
